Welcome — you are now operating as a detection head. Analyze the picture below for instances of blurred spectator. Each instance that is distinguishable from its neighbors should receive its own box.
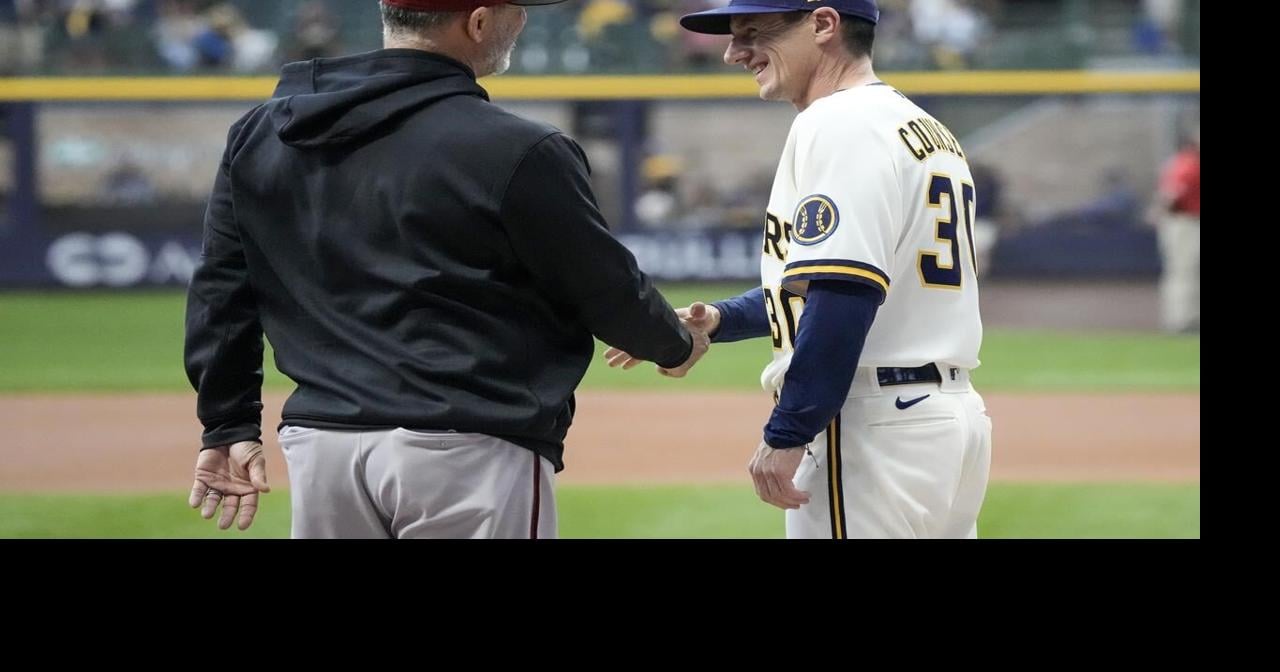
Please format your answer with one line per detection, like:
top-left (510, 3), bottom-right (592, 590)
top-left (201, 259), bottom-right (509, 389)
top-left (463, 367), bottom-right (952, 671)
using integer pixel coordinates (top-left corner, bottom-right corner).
top-left (578, 0), bottom-right (668, 72)
top-left (1147, 124), bottom-right (1199, 334)
top-left (1, 0), bottom-right (34, 73)
top-left (154, 0), bottom-right (198, 70)
top-left (912, 0), bottom-right (990, 69)
top-left (673, 0), bottom-right (728, 70)
top-left (579, 0), bottom-right (633, 40)
top-left (54, 0), bottom-right (113, 70)
top-left (101, 159), bottom-right (157, 205)
top-left (1135, 0), bottom-right (1182, 54)
top-left (154, 0), bottom-right (275, 72)
top-left (193, 3), bottom-right (276, 72)
top-left (190, 4), bottom-right (233, 68)
top-left (969, 161), bottom-right (1007, 277)
top-left (873, 0), bottom-right (928, 69)
top-left (1, 0), bottom-right (20, 73)
top-left (635, 153), bottom-right (681, 229)
top-left (5, 0), bottom-right (1198, 75)
top-left (1074, 167), bottom-right (1141, 229)
top-left (286, 0), bottom-right (343, 62)
top-left (718, 167), bottom-right (773, 229)
top-left (677, 177), bottom-right (725, 230)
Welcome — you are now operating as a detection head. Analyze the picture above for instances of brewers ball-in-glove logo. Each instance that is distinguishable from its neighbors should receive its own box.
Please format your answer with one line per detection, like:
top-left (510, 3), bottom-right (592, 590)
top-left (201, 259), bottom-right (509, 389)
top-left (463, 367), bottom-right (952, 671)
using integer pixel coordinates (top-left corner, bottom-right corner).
top-left (793, 194), bottom-right (841, 245)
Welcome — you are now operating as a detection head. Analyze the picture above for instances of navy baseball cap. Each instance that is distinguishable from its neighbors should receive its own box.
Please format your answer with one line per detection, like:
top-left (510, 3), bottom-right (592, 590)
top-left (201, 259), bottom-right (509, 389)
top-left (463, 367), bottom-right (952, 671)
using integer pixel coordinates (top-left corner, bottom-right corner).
top-left (680, 0), bottom-right (879, 35)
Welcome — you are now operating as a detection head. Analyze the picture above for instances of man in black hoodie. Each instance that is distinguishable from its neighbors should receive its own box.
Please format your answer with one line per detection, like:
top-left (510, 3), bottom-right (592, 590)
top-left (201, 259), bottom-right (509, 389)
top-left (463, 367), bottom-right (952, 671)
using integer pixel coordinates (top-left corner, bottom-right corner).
top-left (184, 0), bottom-right (708, 538)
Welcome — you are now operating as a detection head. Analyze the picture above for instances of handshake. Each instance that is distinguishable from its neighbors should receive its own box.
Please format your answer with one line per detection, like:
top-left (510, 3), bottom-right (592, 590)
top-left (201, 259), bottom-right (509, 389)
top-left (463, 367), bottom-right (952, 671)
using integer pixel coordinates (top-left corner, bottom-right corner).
top-left (604, 302), bottom-right (718, 378)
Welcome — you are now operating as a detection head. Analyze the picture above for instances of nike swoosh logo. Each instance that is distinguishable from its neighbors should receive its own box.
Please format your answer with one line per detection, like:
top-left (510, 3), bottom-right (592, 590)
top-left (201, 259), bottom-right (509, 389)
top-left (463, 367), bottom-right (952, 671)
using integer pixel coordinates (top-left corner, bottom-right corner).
top-left (895, 394), bottom-right (930, 410)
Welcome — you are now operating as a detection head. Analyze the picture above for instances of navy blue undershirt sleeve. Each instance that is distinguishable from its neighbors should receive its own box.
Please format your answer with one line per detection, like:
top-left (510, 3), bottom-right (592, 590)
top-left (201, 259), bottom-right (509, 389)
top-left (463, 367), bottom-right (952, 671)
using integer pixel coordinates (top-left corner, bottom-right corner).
top-left (763, 280), bottom-right (881, 448)
top-left (710, 287), bottom-right (770, 343)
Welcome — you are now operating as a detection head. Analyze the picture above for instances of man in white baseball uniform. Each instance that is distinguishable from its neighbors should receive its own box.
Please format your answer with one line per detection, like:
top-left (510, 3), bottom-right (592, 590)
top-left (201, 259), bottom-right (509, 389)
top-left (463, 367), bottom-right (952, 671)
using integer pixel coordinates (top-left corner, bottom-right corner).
top-left (608, 0), bottom-right (992, 538)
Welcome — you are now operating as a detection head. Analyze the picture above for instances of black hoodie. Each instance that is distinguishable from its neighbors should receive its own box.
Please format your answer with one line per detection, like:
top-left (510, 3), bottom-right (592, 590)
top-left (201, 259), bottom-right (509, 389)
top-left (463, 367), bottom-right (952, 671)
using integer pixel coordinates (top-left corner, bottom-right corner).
top-left (184, 49), bottom-right (692, 471)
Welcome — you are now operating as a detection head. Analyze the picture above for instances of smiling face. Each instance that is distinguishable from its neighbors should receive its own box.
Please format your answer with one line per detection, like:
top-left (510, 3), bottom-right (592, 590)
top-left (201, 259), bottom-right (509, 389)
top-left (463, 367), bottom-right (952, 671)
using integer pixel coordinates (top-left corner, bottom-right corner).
top-left (724, 12), bottom-right (821, 106)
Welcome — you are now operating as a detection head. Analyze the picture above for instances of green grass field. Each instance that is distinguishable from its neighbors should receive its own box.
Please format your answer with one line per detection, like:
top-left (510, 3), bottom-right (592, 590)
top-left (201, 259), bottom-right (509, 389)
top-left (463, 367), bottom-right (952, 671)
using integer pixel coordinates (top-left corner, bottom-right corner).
top-left (0, 287), bottom-right (1200, 539)
top-left (0, 483), bottom-right (1199, 539)
top-left (0, 287), bottom-right (1200, 393)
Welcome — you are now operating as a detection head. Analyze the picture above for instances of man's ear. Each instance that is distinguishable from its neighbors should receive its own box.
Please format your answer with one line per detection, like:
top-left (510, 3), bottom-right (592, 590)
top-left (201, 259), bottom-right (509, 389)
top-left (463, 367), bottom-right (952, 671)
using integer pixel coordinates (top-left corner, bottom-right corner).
top-left (812, 7), bottom-right (842, 46)
top-left (464, 6), bottom-right (492, 44)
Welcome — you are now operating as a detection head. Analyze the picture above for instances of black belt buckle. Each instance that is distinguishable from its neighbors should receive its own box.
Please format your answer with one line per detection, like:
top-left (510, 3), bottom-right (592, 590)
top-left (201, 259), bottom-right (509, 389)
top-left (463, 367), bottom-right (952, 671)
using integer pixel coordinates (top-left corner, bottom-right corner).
top-left (876, 363), bottom-right (942, 387)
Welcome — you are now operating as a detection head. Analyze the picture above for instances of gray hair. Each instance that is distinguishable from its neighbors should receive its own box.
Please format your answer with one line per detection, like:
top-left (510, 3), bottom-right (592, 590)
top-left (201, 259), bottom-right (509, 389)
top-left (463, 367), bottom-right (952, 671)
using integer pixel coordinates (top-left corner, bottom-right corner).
top-left (380, 2), bottom-right (462, 39)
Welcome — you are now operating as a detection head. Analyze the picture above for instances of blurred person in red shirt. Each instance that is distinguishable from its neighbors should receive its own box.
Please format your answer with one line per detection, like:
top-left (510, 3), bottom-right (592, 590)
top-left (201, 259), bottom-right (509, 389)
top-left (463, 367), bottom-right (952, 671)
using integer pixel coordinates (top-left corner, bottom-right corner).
top-left (1147, 124), bottom-right (1199, 333)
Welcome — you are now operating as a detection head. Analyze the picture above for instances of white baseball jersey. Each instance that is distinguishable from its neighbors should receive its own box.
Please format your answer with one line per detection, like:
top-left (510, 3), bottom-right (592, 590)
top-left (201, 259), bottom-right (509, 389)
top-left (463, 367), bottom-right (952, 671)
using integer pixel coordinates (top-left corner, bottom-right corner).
top-left (758, 83), bottom-right (983, 395)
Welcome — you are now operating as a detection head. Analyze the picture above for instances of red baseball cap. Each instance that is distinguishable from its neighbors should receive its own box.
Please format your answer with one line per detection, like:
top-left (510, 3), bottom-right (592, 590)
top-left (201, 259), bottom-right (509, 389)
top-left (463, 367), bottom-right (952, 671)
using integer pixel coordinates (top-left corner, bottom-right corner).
top-left (382, 0), bottom-right (568, 10)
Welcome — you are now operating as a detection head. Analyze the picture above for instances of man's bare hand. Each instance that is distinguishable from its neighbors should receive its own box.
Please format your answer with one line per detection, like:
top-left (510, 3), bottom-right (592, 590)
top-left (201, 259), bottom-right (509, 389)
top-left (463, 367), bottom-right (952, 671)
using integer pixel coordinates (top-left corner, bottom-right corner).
top-left (188, 440), bottom-right (271, 531)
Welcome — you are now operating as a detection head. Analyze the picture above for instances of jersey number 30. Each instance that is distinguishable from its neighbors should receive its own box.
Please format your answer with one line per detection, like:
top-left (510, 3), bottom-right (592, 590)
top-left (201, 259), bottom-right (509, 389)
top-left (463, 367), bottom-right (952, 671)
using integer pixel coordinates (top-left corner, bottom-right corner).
top-left (919, 173), bottom-right (977, 289)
